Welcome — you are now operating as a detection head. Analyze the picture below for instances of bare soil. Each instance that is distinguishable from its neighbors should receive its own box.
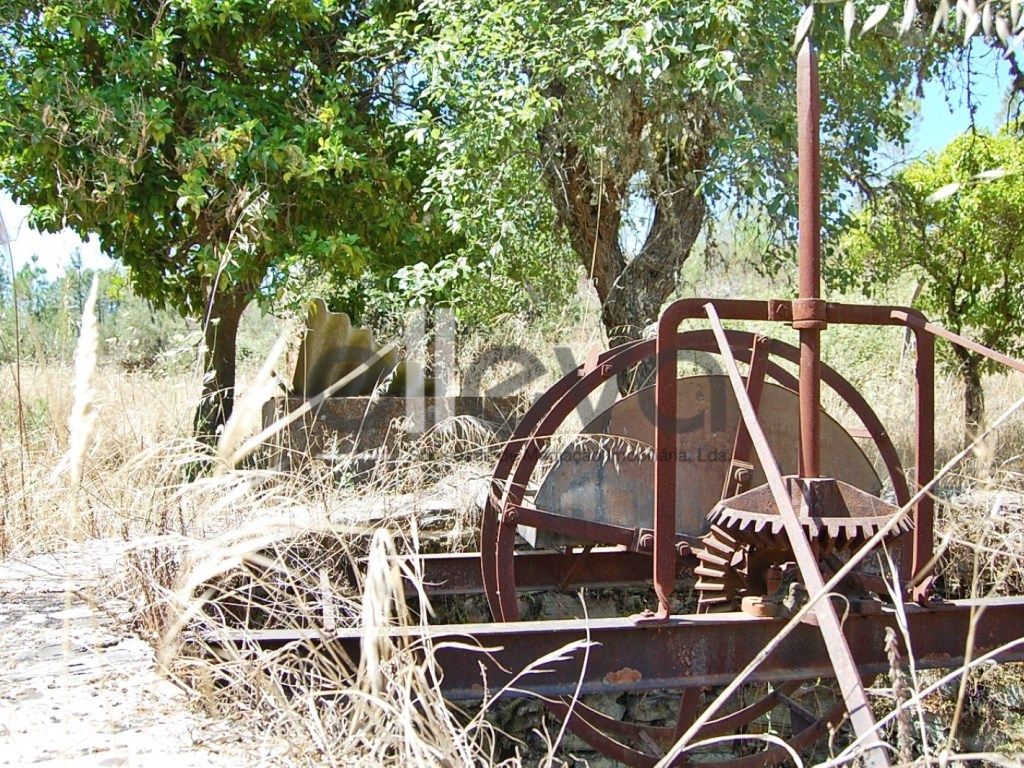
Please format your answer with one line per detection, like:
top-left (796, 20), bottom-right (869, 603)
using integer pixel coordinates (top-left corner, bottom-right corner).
top-left (0, 541), bottom-right (276, 768)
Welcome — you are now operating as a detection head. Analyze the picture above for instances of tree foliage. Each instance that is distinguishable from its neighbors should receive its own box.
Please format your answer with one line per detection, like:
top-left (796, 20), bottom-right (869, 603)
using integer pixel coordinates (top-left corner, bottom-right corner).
top-left (0, 0), bottom-right (450, 433)
top-left (365, 0), bottom-right (948, 382)
top-left (0, 254), bottom-right (207, 370)
top-left (842, 130), bottom-right (1024, 432)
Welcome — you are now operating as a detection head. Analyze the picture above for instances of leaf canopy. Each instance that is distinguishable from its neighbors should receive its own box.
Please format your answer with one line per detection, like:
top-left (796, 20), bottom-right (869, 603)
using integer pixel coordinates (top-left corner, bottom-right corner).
top-left (370, 0), bottom-right (948, 264)
top-left (843, 130), bottom-right (1024, 371)
top-left (0, 0), bottom-right (450, 318)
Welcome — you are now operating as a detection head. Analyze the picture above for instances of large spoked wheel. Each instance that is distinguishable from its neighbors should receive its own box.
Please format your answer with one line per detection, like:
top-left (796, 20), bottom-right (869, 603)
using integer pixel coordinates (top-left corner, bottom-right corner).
top-left (480, 331), bottom-right (908, 766)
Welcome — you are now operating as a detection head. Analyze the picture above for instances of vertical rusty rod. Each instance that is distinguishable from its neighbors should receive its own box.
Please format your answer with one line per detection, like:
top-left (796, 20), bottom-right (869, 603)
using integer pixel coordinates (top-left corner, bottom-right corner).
top-left (721, 335), bottom-right (769, 499)
top-left (653, 313), bottom-right (679, 617)
top-left (797, 39), bottom-right (823, 478)
top-left (912, 330), bottom-right (936, 590)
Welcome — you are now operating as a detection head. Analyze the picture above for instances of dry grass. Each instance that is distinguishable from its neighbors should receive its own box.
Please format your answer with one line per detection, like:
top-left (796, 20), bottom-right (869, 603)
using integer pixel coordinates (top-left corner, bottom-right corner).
top-left (3, 306), bottom-right (1024, 766)
top-left (0, 335), bottom-right (533, 764)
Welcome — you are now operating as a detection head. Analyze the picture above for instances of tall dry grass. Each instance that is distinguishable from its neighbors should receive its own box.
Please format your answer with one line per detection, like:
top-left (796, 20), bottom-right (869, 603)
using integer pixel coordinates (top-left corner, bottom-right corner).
top-left (0, 347), bottom-right (529, 764)
top-left (3, 299), bottom-right (1024, 765)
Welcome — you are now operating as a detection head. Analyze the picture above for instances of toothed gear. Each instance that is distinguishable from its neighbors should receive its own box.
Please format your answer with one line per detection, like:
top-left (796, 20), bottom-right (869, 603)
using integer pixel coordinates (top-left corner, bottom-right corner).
top-left (706, 504), bottom-right (913, 555)
top-left (694, 525), bottom-right (793, 612)
top-left (694, 477), bottom-right (913, 612)
top-left (693, 526), bottom-right (745, 611)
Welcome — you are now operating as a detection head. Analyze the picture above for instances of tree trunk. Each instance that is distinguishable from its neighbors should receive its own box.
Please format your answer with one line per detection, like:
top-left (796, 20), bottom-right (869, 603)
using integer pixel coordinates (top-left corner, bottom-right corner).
top-left (539, 86), bottom-right (712, 393)
top-left (600, 165), bottom-right (710, 338)
top-left (193, 284), bottom-right (249, 441)
top-left (954, 346), bottom-right (985, 443)
top-left (601, 186), bottom-right (707, 376)
top-left (541, 135), bottom-right (707, 391)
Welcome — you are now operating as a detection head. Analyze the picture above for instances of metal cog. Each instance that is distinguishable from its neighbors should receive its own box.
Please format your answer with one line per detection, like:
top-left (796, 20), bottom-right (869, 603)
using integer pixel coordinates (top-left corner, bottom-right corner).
top-left (694, 525), bottom-right (792, 613)
top-left (695, 478), bottom-right (914, 613)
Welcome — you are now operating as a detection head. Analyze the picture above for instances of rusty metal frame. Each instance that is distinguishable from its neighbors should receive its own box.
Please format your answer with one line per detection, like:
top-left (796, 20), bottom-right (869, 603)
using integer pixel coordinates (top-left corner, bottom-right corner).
top-left (476, 320), bottom-right (923, 761)
top-left (211, 597), bottom-right (1024, 701)
top-left (209, 36), bottom-right (1024, 768)
top-left (484, 329), bottom-right (912, 618)
top-left (652, 301), bottom-right (940, 609)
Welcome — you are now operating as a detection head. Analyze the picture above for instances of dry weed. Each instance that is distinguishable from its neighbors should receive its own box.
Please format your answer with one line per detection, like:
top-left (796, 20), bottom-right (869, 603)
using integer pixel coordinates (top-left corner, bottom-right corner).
top-left (4, 307), bottom-right (1024, 765)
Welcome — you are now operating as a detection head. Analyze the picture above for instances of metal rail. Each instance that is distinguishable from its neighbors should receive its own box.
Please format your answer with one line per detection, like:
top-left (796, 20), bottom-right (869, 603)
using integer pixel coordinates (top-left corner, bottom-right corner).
top-left (208, 597), bottom-right (1024, 702)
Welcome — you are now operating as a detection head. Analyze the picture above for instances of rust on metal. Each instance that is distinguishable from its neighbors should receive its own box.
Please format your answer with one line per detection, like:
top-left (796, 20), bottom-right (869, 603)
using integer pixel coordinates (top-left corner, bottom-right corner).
top-left (415, 548), bottom-right (681, 596)
top-left (209, 597), bottom-right (1024, 701)
top-left (722, 335), bottom-right (769, 498)
top-left (706, 301), bottom-right (890, 767)
top-left (912, 329), bottom-right (936, 590)
top-left (707, 476), bottom-right (910, 547)
top-left (604, 668), bottom-right (643, 686)
top-left (797, 40), bottom-right (823, 480)
top-left (534, 377), bottom-right (880, 543)
top-left (507, 504), bottom-right (693, 553)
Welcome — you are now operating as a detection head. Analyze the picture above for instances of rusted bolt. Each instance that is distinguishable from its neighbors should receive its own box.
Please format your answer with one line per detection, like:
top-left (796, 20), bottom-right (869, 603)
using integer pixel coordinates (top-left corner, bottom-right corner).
top-left (502, 509), bottom-right (517, 524)
top-left (676, 541), bottom-right (690, 558)
top-left (734, 467), bottom-right (752, 485)
top-left (637, 533), bottom-right (654, 551)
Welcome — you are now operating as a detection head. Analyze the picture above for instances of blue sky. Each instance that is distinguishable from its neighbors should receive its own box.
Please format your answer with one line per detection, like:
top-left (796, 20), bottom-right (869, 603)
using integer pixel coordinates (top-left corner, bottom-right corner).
top-left (894, 40), bottom-right (1013, 162)
top-left (0, 43), bottom-right (1015, 278)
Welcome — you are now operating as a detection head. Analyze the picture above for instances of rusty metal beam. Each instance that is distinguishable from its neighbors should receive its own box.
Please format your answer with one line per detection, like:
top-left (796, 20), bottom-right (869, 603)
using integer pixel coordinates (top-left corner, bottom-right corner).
top-left (654, 311), bottom-right (679, 617)
top-left (722, 335), bottom-right (769, 499)
top-left (912, 329), bottom-right (936, 590)
top-left (209, 597), bottom-right (1024, 701)
top-left (892, 309), bottom-right (1024, 376)
top-left (416, 548), bottom-right (679, 596)
top-left (503, 505), bottom-right (643, 550)
top-left (706, 301), bottom-right (890, 768)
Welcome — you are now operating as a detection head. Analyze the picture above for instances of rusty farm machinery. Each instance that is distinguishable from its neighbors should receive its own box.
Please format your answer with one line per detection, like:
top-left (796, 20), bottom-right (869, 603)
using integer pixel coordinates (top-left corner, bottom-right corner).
top-left (211, 43), bottom-right (1024, 766)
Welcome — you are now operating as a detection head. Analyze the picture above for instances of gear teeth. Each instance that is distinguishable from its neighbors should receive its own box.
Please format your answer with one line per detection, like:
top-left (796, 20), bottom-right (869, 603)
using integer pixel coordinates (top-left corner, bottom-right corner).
top-left (702, 536), bottom-right (737, 556)
top-left (699, 497), bottom-right (913, 614)
top-left (694, 580), bottom-right (727, 593)
top-left (694, 526), bottom-right (751, 612)
top-left (706, 508), bottom-right (729, 526)
top-left (694, 563), bottom-right (728, 579)
top-left (696, 551), bottom-right (731, 569)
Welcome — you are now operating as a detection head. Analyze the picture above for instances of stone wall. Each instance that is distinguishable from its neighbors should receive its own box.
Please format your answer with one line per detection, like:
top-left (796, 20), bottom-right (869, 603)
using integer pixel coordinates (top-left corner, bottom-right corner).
top-left (261, 395), bottom-right (523, 468)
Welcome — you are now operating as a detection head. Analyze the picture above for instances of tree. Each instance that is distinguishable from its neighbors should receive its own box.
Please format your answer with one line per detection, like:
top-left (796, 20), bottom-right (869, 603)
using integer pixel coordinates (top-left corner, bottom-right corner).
top-left (0, 0), bottom-right (448, 436)
top-left (376, 0), bottom-right (948, 387)
top-left (843, 131), bottom-right (1024, 436)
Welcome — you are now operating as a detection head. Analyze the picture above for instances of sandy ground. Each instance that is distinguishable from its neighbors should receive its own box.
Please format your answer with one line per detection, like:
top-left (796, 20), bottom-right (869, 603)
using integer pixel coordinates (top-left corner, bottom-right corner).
top-left (0, 541), bottom-right (273, 768)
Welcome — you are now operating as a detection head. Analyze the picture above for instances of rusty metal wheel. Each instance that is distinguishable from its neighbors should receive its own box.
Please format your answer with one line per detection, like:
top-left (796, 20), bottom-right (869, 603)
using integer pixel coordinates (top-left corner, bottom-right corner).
top-left (536, 680), bottom-right (856, 767)
top-left (480, 332), bottom-right (907, 766)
